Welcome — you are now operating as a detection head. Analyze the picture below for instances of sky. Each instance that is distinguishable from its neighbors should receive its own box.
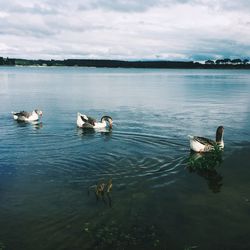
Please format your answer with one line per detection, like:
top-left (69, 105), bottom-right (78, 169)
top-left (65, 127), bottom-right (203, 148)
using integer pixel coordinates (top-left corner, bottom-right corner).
top-left (0, 0), bottom-right (250, 61)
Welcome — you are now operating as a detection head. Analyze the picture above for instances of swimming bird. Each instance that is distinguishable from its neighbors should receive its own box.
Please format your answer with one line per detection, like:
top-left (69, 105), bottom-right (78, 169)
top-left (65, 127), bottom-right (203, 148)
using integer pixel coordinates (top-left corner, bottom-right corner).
top-left (77, 112), bottom-right (113, 129)
top-left (12, 109), bottom-right (43, 122)
top-left (188, 126), bottom-right (224, 152)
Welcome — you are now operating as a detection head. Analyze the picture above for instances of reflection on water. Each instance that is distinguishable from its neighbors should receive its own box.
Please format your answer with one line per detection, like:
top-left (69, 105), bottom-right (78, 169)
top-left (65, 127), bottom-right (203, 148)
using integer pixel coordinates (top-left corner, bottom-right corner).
top-left (187, 151), bottom-right (223, 193)
top-left (14, 120), bottom-right (43, 129)
top-left (33, 121), bottom-right (43, 129)
top-left (76, 127), bottom-right (112, 139)
top-left (80, 127), bottom-right (112, 135)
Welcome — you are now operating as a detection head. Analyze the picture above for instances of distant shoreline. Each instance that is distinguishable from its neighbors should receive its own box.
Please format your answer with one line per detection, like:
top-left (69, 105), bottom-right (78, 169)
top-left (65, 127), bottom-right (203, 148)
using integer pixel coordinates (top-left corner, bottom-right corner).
top-left (1, 57), bottom-right (250, 69)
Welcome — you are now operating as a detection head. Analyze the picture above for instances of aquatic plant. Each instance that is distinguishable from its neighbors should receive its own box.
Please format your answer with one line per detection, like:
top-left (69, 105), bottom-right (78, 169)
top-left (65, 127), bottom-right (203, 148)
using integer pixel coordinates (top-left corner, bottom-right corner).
top-left (83, 220), bottom-right (161, 249)
top-left (88, 178), bottom-right (113, 207)
top-left (186, 148), bottom-right (223, 193)
top-left (187, 144), bottom-right (222, 170)
top-left (0, 241), bottom-right (5, 250)
top-left (184, 246), bottom-right (198, 250)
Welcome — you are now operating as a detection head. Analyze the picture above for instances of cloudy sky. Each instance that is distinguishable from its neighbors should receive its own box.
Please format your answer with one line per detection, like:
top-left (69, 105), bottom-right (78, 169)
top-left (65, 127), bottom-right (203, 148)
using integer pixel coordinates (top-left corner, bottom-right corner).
top-left (0, 0), bottom-right (250, 61)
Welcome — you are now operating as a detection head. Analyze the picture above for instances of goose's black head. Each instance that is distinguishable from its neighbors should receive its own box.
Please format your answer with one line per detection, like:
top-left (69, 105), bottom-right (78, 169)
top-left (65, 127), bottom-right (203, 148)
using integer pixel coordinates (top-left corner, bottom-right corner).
top-left (35, 109), bottom-right (43, 116)
top-left (101, 116), bottom-right (113, 129)
top-left (216, 126), bottom-right (224, 142)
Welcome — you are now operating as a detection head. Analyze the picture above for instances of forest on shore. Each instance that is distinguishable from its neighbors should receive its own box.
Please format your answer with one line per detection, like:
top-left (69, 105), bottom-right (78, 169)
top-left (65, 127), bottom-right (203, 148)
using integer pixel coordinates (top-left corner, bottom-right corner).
top-left (1, 56), bottom-right (250, 69)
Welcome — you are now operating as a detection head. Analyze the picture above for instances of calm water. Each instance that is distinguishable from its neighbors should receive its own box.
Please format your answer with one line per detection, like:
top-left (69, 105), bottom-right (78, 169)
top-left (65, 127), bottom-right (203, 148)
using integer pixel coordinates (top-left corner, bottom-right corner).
top-left (0, 67), bottom-right (250, 250)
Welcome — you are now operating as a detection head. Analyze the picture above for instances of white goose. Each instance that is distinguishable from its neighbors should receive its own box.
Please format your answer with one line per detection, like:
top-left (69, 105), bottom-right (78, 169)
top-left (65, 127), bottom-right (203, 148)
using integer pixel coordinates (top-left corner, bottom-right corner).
top-left (77, 112), bottom-right (113, 129)
top-left (12, 109), bottom-right (43, 122)
top-left (188, 126), bottom-right (224, 152)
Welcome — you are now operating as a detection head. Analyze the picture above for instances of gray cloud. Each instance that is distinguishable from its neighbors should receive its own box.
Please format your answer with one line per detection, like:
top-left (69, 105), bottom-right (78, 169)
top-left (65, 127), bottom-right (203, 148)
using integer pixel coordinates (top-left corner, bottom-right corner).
top-left (184, 38), bottom-right (250, 61)
top-left (0, 0), bottom-right (250, 60)
top-left (77, 0), bottom-right (195, 12)
top-left (0, 22), bottom-right (57, 38)
top-left (217, 0), bottom-right (250, 12)
top-left (0, 1), bottom-right (59, 15)
top-left (78, 0), bottom-right (161, 12)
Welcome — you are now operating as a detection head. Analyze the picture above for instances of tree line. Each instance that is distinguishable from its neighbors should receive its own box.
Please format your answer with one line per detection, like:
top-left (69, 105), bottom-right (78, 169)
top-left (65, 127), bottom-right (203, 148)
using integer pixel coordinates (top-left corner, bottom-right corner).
top-left (0, 57), bottom-right (15, 65)
top-left (1, 56), bottom-right (250, 69)
top-left (205, 58), bottom-right (249, 65)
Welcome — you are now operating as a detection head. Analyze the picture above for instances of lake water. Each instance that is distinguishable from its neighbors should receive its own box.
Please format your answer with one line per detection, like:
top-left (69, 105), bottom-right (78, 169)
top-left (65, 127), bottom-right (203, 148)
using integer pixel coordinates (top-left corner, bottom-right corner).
top-left (0, 67), bottom-right (250, 250)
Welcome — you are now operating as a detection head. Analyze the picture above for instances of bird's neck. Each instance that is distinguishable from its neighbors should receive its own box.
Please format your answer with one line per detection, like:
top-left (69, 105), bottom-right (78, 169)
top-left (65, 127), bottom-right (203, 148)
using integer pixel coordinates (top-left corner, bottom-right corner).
top-left (216, 132), bottom-right (223, 143)
top-left (216, 140), bottom-right (224, 148)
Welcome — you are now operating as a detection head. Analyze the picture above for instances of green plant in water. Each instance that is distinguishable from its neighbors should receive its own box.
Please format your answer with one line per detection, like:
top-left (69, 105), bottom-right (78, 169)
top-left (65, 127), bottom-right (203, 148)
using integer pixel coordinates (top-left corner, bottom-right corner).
top-left (184, 246), bottom-right (198, 250)
top-left (83, 220), bottom-right (160, 249)
top-left (88, 178), bottom-right (113, 207)
top-left (0, 241), bottom-right (5, 250)
top-left (186, 148), bottom-right (223, 193)
top-left (187, 145), bottom-right (222, 170)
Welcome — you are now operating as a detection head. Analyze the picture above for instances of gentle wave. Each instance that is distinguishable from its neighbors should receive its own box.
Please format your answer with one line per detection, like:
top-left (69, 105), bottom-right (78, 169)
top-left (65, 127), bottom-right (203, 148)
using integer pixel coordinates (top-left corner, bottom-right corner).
top-left (1, 117), bottom-right (188, 190)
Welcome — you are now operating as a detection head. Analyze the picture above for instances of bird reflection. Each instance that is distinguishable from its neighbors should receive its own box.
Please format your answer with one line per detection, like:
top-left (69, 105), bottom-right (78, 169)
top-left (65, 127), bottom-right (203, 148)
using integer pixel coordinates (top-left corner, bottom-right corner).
top-left (77, 127), bottom-right (112, 138)
top-left (33, 121), bottom-right (43, 129)
top-left (77, 127), bottom-right (96, 137)
top-left (15, 120), bottom-right (43, 129)
top-left (187, 151), bottom-right (223, 193)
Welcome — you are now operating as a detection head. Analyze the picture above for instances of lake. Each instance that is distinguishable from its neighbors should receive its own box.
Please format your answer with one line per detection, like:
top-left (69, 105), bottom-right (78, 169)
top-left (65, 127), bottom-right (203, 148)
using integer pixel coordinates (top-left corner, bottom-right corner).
top-left (0, 67), bottom-right (250, 250)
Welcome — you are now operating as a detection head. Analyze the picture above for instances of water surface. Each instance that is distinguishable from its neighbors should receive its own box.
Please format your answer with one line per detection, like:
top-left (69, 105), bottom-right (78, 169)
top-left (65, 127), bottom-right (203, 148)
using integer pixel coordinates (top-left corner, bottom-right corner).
top-left (0, 67), bottom-right (250, 249)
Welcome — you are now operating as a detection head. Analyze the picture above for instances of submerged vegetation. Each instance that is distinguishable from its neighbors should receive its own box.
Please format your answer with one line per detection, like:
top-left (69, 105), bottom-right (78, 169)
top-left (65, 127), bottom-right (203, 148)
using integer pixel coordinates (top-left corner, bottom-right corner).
top-left (187, 147), bottom-right (223, 193)
top-left (83, 220), bottom-right (161, 249)
top-left (0, 241), bottom-right (5, 250)
top-left (88, 179), bottom-right (113, 207)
